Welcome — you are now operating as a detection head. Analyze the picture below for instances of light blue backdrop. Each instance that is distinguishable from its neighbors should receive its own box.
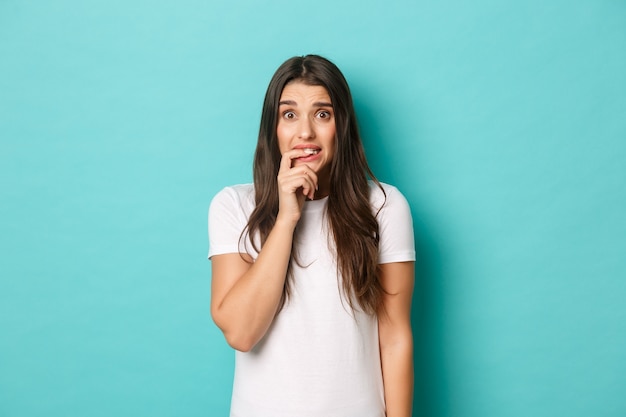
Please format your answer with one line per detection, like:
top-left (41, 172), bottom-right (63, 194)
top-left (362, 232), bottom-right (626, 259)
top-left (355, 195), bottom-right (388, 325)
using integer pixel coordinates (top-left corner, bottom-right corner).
top-left (1, 1), bottom-right (625, 416)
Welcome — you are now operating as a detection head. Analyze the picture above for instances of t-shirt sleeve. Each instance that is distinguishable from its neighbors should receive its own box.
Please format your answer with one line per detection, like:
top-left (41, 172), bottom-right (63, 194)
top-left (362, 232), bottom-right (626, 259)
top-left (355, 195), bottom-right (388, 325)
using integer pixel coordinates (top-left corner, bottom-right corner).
top-left (208, 187), bottom-right (248, 259)
top-left (377, 185), bottom-right (416, 264)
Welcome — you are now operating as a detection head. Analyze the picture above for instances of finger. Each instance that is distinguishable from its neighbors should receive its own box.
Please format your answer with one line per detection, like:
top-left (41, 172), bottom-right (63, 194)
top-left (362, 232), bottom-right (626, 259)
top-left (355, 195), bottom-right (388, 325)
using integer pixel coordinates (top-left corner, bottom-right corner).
top-left (302, 167), bottom-right (318, 191)
top-left (279, 171), bottom-right (315, 196)
top-left (279, 149), bottom-right (308, 172)
top-left (301, 169), bottom-right (316, 199)
top-left (279, 163), bottom-right (318, 187)
top-left (279, 169), bottom-right (317, 200)
top-left (285, 167), bottom-right (317, 191)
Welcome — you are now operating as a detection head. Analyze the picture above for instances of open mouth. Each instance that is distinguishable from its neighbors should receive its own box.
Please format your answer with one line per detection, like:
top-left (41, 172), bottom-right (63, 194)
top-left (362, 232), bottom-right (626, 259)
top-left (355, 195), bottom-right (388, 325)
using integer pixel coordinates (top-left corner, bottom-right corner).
top-left (302, 148), bottom-right (320, 155)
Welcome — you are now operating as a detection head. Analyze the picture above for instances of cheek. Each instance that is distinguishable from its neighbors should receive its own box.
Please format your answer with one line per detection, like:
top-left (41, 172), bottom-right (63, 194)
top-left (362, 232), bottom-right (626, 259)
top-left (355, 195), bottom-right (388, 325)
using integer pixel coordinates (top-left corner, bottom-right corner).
top-left (276, 124), bottom-right (290, 153)
top-left (324, 125), bottom-right (337, 149)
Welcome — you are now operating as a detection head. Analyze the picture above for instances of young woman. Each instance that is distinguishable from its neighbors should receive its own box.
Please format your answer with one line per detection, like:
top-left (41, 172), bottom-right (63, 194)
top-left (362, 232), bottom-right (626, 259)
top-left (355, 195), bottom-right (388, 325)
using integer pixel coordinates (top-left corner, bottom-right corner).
top-left (208, 55), bottom-right (415, 417)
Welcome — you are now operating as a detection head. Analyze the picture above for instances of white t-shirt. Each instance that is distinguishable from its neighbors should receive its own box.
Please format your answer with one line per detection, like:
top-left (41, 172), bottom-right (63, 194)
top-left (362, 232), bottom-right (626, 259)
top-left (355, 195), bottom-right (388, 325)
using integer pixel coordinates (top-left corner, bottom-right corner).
top-left (208, 182), bottom-right (415, 417)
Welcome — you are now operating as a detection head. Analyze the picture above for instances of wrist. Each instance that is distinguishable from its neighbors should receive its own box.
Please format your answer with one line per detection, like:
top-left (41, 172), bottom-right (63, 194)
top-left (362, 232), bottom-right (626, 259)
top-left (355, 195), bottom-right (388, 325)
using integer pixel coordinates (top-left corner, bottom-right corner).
top-left (273, 215), bottom-right (298, 232)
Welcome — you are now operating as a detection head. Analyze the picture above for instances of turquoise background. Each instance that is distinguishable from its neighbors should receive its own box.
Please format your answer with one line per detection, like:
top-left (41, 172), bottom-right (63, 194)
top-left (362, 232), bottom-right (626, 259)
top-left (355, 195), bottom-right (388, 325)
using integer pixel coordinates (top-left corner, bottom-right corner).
top-left (1, 0), bottom-right (625, 416)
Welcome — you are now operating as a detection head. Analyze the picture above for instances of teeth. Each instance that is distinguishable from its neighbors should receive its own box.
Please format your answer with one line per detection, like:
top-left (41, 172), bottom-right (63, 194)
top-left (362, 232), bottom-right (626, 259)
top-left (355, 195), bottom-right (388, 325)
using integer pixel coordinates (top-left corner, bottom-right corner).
top-left (303, 148), bottom-right (319, 155)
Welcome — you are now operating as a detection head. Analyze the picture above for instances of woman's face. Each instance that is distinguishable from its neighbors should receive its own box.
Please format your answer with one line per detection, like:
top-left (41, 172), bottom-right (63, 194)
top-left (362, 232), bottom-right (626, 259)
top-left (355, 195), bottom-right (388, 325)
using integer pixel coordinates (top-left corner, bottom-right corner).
top-left (276, 81), bottom-right (336, 192)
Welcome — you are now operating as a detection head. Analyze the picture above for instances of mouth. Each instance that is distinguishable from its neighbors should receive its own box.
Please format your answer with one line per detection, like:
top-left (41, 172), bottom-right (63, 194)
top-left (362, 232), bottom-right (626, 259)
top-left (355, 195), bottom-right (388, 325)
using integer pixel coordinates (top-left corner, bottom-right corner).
top-left (302, 148), bottom-right (320, 155)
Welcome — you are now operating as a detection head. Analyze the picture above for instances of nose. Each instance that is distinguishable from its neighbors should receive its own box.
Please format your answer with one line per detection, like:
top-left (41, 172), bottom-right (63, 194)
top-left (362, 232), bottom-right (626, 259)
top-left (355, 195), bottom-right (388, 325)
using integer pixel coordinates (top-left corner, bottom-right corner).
top-left (297, 117), bottom-right (315, 140)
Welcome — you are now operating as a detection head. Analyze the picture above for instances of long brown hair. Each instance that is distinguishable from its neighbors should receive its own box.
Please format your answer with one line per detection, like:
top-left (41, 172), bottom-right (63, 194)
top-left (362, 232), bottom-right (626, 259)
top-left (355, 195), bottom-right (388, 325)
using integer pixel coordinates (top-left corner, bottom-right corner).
top-left (244, 55), bottom-right (385, 315)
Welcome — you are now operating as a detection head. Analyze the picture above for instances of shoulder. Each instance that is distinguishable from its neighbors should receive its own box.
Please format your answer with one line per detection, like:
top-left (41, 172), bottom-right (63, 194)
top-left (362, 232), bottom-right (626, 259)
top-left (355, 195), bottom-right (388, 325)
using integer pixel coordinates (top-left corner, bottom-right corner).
top-left (208, 184), bottom-right (256, 258)
top-left (214, 183), bottom-right (255, 199)
top-left (211, 183), bottom-right (254, 206)
top-left (370, 181), bottom-right (416, 262)
top-left (368, 180), bottom-right (409, 211)
top-left (209, 184), bottom-right (255, 219)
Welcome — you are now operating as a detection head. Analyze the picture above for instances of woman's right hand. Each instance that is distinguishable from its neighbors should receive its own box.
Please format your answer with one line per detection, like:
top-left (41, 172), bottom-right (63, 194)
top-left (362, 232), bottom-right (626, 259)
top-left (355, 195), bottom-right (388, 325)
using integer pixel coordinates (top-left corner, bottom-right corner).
top-left (276, 149), bottom-right (319, 226)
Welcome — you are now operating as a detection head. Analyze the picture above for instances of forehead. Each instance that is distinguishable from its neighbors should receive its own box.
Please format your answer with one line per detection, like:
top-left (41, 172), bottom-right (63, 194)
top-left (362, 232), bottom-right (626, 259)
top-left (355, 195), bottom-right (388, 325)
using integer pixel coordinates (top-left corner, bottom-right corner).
top-left (279, 82), bottom-right (331, 103)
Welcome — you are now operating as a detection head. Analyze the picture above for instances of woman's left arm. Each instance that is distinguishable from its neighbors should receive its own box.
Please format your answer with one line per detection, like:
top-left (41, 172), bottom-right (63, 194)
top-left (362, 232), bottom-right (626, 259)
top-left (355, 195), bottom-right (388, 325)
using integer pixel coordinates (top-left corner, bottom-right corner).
top-left (378, 261), bottom-right (415, 417)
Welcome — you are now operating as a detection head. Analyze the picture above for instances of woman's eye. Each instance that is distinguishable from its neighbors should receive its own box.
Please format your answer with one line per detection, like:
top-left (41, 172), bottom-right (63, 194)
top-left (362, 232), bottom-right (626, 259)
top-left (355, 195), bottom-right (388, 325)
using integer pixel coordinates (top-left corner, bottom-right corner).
top-left (317, 111), bottom-right (331, 119)
top-left (283, 111), bottom-right (296, 119)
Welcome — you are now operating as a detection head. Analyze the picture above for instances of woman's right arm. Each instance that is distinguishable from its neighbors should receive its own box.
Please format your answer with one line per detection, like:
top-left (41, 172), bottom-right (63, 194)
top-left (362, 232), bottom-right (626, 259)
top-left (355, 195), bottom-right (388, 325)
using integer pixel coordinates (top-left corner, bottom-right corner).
top-left (210, 221), bottom-right (295, 352)
top-left (210, 150), bottom-right (317, 352)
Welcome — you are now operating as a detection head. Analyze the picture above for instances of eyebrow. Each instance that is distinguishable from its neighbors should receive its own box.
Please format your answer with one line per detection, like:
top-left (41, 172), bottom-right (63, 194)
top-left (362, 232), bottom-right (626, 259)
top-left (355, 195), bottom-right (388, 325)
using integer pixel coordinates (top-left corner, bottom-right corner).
top-left (279, 100), bottom-right (333, 107)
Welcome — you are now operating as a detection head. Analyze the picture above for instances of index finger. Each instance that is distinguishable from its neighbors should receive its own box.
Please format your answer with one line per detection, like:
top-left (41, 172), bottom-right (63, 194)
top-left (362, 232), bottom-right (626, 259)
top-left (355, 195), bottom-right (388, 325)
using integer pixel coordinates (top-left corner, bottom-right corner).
top-left (279, 149), bottom-right (307, 172)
